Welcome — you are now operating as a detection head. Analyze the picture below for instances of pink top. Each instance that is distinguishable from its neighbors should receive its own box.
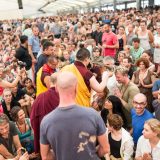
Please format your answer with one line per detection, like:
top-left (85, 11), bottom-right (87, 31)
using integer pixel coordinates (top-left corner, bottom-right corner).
top-left (102, 32), bottom-right (118, 57)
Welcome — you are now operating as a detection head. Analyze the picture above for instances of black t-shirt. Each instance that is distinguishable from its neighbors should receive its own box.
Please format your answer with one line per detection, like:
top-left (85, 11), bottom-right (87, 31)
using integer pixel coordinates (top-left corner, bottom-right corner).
top-left (12, 88), bottom-right (26, 102)
top-left (0, 121), bottom-right (18, 156)
top-left (35, 54), bottom-right (48, 74)
top-left (128, 67), bottom-right (134, 80)
top-left (1, 99), bottom-right (21, 120)
top-left (91, 30), bottom-right (102, 45)
top-left (108, 132), bottom-right (121, 158)
top-left (101, 108), bottom-right (109, 124)
top-left (15, 45), bottom-right (32, 70)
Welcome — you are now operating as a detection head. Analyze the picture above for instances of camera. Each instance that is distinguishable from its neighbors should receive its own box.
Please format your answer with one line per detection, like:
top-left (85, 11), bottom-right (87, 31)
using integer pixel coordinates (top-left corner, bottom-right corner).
top-left (17, 61), bottom-right (26, 69)
top-left (7, 28), bottom-right (11, 32)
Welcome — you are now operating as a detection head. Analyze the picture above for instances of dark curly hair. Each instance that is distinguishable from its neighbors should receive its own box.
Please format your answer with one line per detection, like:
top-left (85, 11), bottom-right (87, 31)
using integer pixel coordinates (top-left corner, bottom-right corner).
top-left (10, 106), bottom-right (22, 122)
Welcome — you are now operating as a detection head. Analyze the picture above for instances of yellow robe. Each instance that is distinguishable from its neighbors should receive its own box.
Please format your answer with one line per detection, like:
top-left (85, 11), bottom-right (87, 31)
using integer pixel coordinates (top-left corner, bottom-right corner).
top-left (36, 67), bottom-right (48, 97)
top-left (62, 64), bottom-right (91, 107)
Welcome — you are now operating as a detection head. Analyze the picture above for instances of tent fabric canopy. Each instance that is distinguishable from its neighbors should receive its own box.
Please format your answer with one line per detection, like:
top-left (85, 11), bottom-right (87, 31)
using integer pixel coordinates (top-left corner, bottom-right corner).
top-left (0, 0), bottom-right (159, 19)
top-left (0, 0), bottom-right (135, 17)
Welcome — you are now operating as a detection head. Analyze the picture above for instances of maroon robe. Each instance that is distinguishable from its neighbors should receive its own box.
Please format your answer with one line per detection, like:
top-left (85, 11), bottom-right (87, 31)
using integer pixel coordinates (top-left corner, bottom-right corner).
top-left (74, 61), bottom-right (93, 91)
top-left (30, 87), bottom-right (59, 153)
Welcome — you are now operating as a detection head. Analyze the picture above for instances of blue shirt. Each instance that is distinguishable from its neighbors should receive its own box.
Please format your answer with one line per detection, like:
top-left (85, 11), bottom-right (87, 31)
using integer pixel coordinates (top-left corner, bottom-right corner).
top-left (28, 35), bottom-right (40, 53)
top-left (131, 108), bottom-right (153, 144)
top-left (152, 80), bottom-right (160, 92)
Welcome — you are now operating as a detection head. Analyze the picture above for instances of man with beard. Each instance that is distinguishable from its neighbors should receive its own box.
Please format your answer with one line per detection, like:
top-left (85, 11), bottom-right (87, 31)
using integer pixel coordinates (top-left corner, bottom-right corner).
top-left (114, 66), bottom-right (139, 129)
top-left (102, 23), bottom-right (119, 57)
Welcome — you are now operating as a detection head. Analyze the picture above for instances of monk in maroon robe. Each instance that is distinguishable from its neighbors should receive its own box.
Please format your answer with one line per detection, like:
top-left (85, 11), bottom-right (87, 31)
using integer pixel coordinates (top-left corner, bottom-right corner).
top-left (30, 74), bottom-right (59, 153)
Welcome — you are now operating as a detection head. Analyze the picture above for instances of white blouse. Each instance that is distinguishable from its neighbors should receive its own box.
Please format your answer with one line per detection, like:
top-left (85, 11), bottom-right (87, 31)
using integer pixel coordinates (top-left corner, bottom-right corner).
top-left (136, 135), bottom-right (160, 160)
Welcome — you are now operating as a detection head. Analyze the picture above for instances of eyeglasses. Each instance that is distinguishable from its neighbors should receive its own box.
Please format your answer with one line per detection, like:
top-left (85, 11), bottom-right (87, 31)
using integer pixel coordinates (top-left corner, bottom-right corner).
top-left (133, 101), bottom-right (146, 106)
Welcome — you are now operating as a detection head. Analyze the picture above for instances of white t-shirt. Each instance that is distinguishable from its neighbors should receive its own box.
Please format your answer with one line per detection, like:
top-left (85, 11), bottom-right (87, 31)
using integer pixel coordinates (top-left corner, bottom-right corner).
top-left (106, 74), bottom-right (118, 95)
top-left (136, 135), bottom-right (160, 160)
top-left (154, 34), bottom-right (160, 64)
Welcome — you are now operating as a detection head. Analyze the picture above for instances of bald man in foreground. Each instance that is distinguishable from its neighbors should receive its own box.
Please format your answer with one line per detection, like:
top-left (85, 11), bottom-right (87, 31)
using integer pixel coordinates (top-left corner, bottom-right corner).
top-left (40, 72), bottom-right (109, 160)
top-left (131, 93), bottom-right (154, 145)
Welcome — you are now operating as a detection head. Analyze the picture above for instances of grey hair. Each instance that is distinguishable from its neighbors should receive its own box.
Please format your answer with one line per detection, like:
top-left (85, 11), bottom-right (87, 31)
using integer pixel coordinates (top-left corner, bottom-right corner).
top-left (103, 56), bottom-right (115, 65)
top-left (115, 66), bottom-right (129, 76)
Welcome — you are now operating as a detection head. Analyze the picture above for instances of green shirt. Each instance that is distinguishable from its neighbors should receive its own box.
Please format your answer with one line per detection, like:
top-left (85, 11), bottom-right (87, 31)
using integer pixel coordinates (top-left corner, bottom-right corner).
top-left (130, 46), bottom-right (144, 62)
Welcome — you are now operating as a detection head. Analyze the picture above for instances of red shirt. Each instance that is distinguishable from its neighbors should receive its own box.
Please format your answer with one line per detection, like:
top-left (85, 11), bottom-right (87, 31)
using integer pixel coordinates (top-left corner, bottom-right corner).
top-left (0, 87), bottom-right (3, 96)
top-left (102, 31), bottom-right (118, 57)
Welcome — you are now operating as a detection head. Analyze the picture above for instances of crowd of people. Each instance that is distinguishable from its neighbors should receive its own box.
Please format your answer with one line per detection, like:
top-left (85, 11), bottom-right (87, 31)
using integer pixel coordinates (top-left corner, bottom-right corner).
top-left (0, 5), bottom-right (160, 160)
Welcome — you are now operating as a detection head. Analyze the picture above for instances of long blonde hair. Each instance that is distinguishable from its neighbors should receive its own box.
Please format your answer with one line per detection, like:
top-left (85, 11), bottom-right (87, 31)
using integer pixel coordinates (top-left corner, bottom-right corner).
top-left (145, 118), bottom-right (160, 138)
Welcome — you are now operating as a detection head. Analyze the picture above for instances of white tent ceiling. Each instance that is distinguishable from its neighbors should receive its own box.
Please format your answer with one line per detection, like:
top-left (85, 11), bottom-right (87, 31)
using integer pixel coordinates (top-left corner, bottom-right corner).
top-left (0, 0), bottom-right (158, 19)
top-left (0, 0), bottom-right (135, 16)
